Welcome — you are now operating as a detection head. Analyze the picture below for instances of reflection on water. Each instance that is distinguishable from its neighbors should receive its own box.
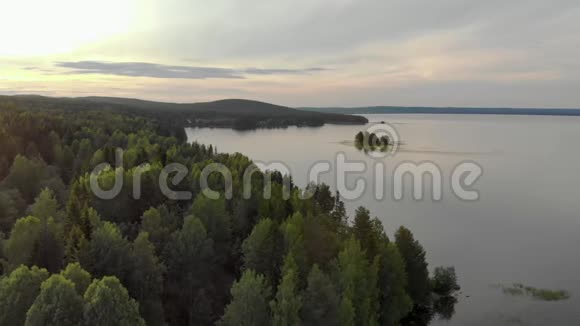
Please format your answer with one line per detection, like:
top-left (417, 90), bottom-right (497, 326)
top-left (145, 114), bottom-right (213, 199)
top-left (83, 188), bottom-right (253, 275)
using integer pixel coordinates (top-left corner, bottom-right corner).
top-left (187, 114), bottom-right (580, 326)
top-left (402, 295), bottom-right (458, 326)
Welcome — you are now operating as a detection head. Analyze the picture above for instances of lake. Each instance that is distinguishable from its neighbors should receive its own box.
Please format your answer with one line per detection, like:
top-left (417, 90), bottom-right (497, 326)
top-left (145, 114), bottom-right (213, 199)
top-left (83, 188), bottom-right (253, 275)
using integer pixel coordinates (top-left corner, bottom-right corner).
top-left (186, 114), bottom-right (580, 326)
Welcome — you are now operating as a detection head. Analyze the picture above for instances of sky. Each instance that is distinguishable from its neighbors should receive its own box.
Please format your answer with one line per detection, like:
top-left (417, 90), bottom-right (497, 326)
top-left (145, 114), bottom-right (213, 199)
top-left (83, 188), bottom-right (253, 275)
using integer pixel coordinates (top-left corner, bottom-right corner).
top-left (1, 0), bottom-right (579, 108)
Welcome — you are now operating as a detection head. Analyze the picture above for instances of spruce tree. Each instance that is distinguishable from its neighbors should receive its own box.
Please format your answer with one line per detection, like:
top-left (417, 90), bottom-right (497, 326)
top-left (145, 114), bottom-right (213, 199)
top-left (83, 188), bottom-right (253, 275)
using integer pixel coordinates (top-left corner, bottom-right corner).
top-left (395, 226), bottom-right (430, 305)
top-left (219, 270), bottom-right (272, 326)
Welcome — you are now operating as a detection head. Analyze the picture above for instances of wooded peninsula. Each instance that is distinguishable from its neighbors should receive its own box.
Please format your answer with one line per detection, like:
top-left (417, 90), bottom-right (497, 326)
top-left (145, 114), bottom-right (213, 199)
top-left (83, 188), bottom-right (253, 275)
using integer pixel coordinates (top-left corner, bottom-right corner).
top-left (0, 96), bottom-right (457, 326)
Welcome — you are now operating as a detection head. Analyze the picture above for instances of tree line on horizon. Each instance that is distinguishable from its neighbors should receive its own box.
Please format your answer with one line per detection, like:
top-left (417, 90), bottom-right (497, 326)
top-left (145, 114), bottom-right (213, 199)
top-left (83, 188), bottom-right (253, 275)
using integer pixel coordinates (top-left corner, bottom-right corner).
top-left (0, 98), bottom-right (458, 325)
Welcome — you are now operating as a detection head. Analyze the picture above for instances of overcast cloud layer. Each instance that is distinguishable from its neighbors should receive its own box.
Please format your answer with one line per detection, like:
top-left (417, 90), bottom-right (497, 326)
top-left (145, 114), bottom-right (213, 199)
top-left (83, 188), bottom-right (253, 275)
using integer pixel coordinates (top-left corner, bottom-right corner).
top-left (53, 61), bottom-right (326, 79)
top-left (1, 0), bottom-right (579, 107)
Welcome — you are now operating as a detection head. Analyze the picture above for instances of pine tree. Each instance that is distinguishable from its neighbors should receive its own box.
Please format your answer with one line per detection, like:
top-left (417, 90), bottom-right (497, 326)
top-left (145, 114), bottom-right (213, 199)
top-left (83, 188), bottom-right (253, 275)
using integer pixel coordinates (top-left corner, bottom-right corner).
top-left (301, 265), bottom-right (340, 326)
top-left (377, 243), bottom-right (413, 326)
top-left (271, 255), bottom-right (302, 326)
top-left (140, 207), bottom-right (170, 253)
top-left (280, 212), bottom-right (307, 283)
top-left (189, 194), bottom-right (232, 265)
top-left (242, 218), bottom-right (283, 284)
top-left (338, 237), bottom-right (379, 326)
top-left (29, 188), bottom-right (60, 221)
top-left (65, 180), bottom-right (90, 236)
top-left (395, 226), bottom-right (430, 305)
top-left (78, 222), bottom-right (132, 283)
top-left (162, 215), bottom-right (214, 325)
top-left (352, 207), bottom-right (382, 260)
top-left (219, 270), bottom-right (272, 326)
top-left (130, 232), bottom-right (166, 326)
top-left (330, 191), bottom-right (347, 225)
top-left (64, 225), bottom-right (88, 263)
top-left (31, 217), bottom-right (64, 273)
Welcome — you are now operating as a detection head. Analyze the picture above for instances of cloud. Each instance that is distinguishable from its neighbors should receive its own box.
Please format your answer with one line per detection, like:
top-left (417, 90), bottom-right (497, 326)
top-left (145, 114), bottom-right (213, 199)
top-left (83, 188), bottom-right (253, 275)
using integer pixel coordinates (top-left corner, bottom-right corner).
top-left (4, 0), bottom-right (580, 107)
top-left (53, 61), bottom-right (326, 79)
top-left (97, 0), bottom-right (578, 61)
top-left (243, 67), bottom-right (327, 75)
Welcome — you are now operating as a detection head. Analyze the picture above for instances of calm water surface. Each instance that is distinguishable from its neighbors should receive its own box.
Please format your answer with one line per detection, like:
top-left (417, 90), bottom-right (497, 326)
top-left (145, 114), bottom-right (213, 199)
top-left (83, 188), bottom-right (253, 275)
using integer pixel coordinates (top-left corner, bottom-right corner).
top-left (187, 114), bottom-right (580, 326)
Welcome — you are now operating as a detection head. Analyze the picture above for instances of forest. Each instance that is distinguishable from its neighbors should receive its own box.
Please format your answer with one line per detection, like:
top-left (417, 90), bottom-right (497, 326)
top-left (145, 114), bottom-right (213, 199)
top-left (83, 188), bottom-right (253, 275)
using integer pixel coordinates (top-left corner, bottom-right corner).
top-left (0, 97), bottom-right (458, 325)
top-left (0, 95), bottom-right (368, 130)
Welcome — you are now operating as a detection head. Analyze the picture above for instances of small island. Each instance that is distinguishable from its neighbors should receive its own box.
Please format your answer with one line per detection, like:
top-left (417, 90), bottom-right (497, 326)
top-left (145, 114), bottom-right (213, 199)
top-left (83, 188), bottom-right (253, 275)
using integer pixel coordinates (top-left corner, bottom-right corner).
top-left (355, 131), bottom-right (391, 151)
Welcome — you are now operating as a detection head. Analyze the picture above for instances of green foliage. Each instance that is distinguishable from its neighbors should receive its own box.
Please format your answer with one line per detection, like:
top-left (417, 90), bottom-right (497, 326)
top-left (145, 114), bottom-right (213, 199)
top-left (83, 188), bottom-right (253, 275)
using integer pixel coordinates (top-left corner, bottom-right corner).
top-left (25, 274), bottom-right (84, 326)
top-left (280, 212), bottom-right (307, 282)
top-left (190, 194), bottom-right (232, 265)
top-left (355, 131), bottom-right (364, 145)
top-left (377, 243), bottom-right (413, 326)
top-left (2, 155), bottom-right (48, 202)
top-left (395, 226), bottom-right (431, 305)
top-left (83, 276), bottom-right (145, 326)
top-left (354, 131), bottom-right (390, 152)
top-left (526, 287), bottom-right (570, 301)
top-left (339, 297), bottom-right (355, 326)
top-left (3, 215), bottom-right (42, 271)
top-left (0, 189), bottom-right (24, 234)
top-left (496, 283), bottom-right (570, 301)
top-left (130, 232), bottom-right (166, 325)
top-left (64, 225), bottom-right (88, 263)
top-left (303, 214), bottom-right (339, 269)
top-left (162, 215), bottom-right (214, 325)
top-left (78, 222), bottom-right (165, 324)
top-left (313, 184), bottom-right (335, 214)
top-left (140, 206), bottom-right (171, 253)
top-left (60, 262), bottom-right (92, 295)
top-left (271, 255), bottom-right (302, 326)
top-left (242, 218), bottom-right (283, 284)
top-left (65, 180), bottom-right (91, 237)
top-left (432, 266), bottom-right (460, 296)
top-left (330, 190), bottom-right (347, 225)
top-left (79, 222), bottom-right (132, 282)
top-left (31, 217), bottom-right (65, 273)
top-left (352, 207), bottom-right (387, 260)
top-left (0, 98), bottom-right (448, 325)
top-left (338, 237), bottom-right (379, 326)
top-left (258, 185), bottom-right (288, 222)
top-left (30, 188), bottom-right (61, 221)
top-left (301, 265), bottom-right (340, 326)
top-left (219, 270), bottom-right (272, 326)
top-left (0, 265), bottom-right (50, 325)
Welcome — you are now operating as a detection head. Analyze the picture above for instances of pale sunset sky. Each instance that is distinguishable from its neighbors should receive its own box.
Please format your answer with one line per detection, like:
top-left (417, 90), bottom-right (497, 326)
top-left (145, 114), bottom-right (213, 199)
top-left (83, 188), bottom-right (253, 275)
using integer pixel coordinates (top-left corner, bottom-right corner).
top-left (1, 0), bottom-right (579, 107)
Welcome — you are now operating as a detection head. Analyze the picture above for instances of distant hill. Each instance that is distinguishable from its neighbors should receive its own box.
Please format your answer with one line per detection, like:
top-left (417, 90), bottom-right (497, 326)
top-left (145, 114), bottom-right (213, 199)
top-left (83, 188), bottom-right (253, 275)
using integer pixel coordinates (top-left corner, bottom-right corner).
top-left (0, 95), bottom-right (367, 129)
top-left (300, 106), bottom-right (580, 116)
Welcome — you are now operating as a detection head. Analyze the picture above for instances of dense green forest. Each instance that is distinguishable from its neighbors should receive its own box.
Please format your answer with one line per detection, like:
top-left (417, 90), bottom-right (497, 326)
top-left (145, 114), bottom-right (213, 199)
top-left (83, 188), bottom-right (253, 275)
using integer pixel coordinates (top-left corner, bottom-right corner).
top-left (0, 97), bottom-right (458, 325)
top-left (0, 95), bottom-right (368, 130)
